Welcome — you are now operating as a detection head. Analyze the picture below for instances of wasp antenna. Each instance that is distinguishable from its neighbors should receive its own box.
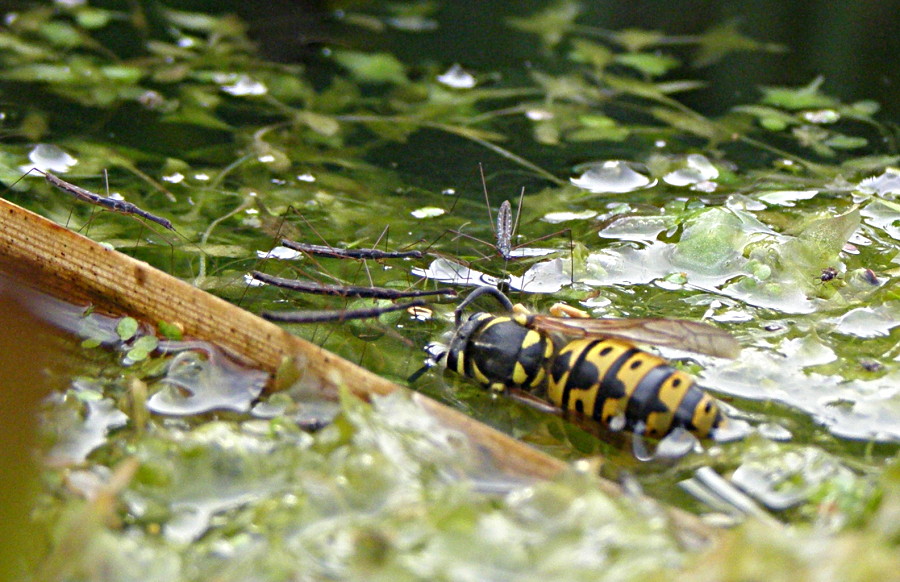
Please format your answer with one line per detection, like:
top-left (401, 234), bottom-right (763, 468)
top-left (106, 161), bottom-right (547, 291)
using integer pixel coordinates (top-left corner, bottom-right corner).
top-left (454, 286), bottom-right (514, 325)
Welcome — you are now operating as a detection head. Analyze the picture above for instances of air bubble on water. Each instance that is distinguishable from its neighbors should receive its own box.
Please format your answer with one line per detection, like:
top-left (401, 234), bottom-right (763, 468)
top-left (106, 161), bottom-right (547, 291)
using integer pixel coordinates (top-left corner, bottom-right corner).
top-left (297, 173), bottom-right (316, 183)
top-left (570, 160), bottom-right (656, 194)
top-left (801, 109), bottom-right (839, 124)
top-left (507, 247), bottom-right (558, 258)
top-left (541, 209), bottom-right (597, 223)
top-left (756, 190), bottom-right (818, 207)
top-left (857, 168), bottom-right (900, 196)
top-left (653, 428), bottom-right (701, 459)
top-left (256, 246), bottom-right (302, 260)
top-left (757, 422), bottom-right (793, 441)
top-left (778, 335), bottom-right (836, 366)
top-left (509, 258), bottom-right (570, 293)
top-left (27, 143), bottom-right (78, 173)
top-left (162, 172), bottom-right (185, 184)
top-left (597, 215), bottom-right (671, 242)
top-left (215, 73), bottom-right (268, 96)
top-left (437, 64), bottom-right (476, 89)
top-left (662, 154), bottom-right (719, 187)
top-left (243, 273), bottom-right (266, 287)
top-left (525, 109), bottom-right (553, 121)
top-left (607, 414), bottom-right (627, 432)
top-left (386, 15), bottom-right (439, 32)
top-left (411, 258), bottom-right (499, 287)
top-left (410, 206), bottom-right (446, 219)
top-left (828, 307), bottom-right (900, 338)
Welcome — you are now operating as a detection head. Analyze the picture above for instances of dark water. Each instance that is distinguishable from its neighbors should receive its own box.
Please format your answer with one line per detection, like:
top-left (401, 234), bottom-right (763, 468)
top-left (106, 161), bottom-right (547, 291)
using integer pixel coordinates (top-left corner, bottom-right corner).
top-left (235, 0), bottom-right (899, 122)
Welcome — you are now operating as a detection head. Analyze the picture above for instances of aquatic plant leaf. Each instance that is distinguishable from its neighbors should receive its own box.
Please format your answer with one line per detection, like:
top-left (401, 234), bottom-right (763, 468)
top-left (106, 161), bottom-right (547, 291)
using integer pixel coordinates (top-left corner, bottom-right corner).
top-left (0, 31), bottom-right (57, 59)
top-left (157, 321), bottom-right (183, 341)
top-left (160, 8), bottom-right (244, 35)
top-left (824, 134), bottom-right (868, 150)
top-left (733, 104), bottom-right (801, 131)
top-left (693, 20), bottom-right (786, 67)
top-left (650, 106), bottom-right (725, 140)
top-left (507, 0), bottom-right (580, 48)
top-left (614, 52), bottom-right (681, 77)
top-left (567, 38), bottom-right (614, 70)
top-left (116, 317), bottom-right (139, 341)
top-left (0, 63), bottom-right (77, 83)
top-left (566, 123), bottom-right (631, 142)
top-left (530, 70), bottom-right (606, 102)
top-left (761, 76), bottom-right (840, 110)
top-left (73, 7), bottom-right (113, 29)
top-left (610, 29), bottom-right (665, 53)
top-left (332, 50), bottom-right (408, 84)
top-left (295, 111), bottom-right (341, 137)
top-left (671, 208), bottom-right (748, 275)
top-left (779, 208), bottom-right (860, 274)
top-left (38, 21), bottom-right (84, 49)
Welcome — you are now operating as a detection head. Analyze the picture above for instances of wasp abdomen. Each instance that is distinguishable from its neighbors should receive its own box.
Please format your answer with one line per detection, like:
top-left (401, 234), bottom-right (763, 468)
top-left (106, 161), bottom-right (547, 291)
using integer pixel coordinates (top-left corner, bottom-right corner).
top-left (546, 338), bottom-right (722, 438)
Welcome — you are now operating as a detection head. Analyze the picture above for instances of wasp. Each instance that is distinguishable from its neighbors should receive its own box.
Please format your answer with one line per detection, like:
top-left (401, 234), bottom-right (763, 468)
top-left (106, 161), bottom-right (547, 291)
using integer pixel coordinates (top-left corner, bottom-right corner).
top-left (431, 286), bottom-right (740, 439)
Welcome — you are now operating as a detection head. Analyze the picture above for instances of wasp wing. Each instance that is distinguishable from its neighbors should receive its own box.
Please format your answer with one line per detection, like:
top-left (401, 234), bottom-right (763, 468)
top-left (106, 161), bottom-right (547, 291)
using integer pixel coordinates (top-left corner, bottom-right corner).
top-left (527, 315), bottom-right (740, 359)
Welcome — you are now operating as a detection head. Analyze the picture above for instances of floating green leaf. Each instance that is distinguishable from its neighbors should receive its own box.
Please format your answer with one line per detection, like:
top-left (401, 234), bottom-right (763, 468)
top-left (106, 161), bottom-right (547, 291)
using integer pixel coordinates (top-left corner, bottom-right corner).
top-left (761, 76), bottom-right (840, 110)
top-left (614, 52), bottom-right (681, 77)
top-left (332, 50), bottom-right (407, 84)
top-left (157, 321), bottom-right (183, 341)
top-left (507, 0), bottom-right (580, 48)
top-left (610, 28), bottom-right (665, 53)
top-left (116, 317), bottom-right (139, 341)
top-left (126, 335), bottom-right (160, 362)
top-left (568, 39), bottom-right (614, 70)
top-left (694, 20), bottom-right (786, 67)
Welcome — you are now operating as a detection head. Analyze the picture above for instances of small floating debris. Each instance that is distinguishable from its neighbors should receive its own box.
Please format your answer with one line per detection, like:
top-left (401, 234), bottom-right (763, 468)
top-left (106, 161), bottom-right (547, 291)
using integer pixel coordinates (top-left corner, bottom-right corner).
top-left (436, 63), bottom-right (476, 89)
top-left (411, 206), bottom-right (446, 218)
top-left (801, 109), bottom-right (839, 124)
top-left (214, 73), bottom-right (268, 96)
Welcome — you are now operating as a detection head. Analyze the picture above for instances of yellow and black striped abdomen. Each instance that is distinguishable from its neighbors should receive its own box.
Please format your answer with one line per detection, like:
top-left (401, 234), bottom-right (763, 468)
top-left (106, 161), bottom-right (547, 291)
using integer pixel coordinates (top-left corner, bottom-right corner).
top-left (445, 313), bottom-right (554, 391)
top-left (546, 338), bottom-right (722, 438)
